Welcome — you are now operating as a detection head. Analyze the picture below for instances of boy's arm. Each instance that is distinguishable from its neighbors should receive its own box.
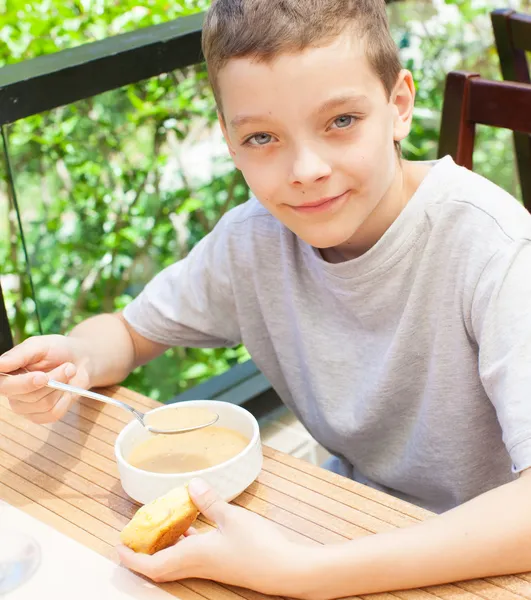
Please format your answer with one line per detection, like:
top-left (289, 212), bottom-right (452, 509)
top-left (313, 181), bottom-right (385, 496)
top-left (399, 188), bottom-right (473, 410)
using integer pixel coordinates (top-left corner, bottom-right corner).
top-left (68, 312), bottom-right (170, 388)
top-left (117, 469), bottom-right (531, 599)
top-left (304, 467), bottom-right (531, 599)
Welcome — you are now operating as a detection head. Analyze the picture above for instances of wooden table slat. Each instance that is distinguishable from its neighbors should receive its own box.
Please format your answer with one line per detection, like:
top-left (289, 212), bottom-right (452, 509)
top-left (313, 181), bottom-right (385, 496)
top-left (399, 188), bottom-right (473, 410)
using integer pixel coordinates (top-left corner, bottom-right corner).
top-left (261, 446), bottom-right (431, 522)
top-left (0, 402), bottom-right (117, 467)
top-left (42, 414), bottom-right (120, 457)
top-left (0, 412), bottom-right (120, 489)
top-left (257, 465), bottom-right (401, 533)
top-left (0, 426), bottom-right (134, 519)
top-left (0, 455), bottom-right (121, 541)
top-left (484, 577), bottom-right (531, 600)
top-left (221, 585), bottom-right (284, 600)
top-left (390, 591), bottom-right (446, 600)
top-left (187, 579), bottom-right (276, 600)
top-left (424, 585), bottom-right (488, 600)
top-left (161, 581), bottom-right (211, 600)
top-left (234, 490), bottom-right (332, 544)
top-left (455, 581), bottom-right (528, 600)
top-left (245, 479), bottom-right (368, 539)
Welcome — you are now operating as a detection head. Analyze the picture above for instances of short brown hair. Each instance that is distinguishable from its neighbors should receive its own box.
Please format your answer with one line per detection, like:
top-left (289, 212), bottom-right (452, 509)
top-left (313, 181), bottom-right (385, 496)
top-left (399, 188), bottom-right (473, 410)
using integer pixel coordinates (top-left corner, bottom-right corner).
top-left (202, 0), bottom-right (402, 110)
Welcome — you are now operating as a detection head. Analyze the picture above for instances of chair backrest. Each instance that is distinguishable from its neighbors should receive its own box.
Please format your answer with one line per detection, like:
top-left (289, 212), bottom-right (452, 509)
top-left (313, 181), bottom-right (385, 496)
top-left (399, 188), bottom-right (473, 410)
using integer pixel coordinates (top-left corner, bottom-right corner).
top-left (491, 9), bottom-right (531, 83)
top-left (490, 9), bottom-right (531, 207)
top-left (437, 71), bottom-right (531, 209)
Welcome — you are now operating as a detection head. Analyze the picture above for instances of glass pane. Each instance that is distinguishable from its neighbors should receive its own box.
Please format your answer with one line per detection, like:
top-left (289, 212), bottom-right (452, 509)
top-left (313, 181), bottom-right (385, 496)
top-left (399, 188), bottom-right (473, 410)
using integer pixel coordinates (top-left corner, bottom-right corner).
top-left (1, 65), bottom-right (250, 403)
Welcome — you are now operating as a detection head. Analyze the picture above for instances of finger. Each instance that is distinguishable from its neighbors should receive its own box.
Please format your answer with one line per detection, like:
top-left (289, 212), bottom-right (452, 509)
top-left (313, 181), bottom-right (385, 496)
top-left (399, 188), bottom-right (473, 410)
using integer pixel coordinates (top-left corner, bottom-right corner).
top-left (116, 544), bottom-right (187, 583)
top-left (182, 526), bottom-right (199, 537)
top-left (10, 363), bottom-right (76, 404)
top-left (9, 392), bottom-right (61, 415)
top-left (0, 371), bottom-right (49, 397)
top-left (187, 478), bottom-right (228, 526)
top-left (10, 364), bottom-right (78, 422)
top-left (25, 392), bottom-right (75, 424)
top-left (10, 384), bottom-right (59, 405)
top-left (0, 338), bottom-right (48, 374)
top-left (116, 545), bottom-right (154, 573)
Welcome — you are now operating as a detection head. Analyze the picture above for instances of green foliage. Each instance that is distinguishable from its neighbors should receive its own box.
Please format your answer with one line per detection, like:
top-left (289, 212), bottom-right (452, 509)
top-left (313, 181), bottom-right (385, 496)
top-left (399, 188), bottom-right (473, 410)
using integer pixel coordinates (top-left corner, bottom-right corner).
top-left (0, 0), bottom-right (251, 402)
top-left (0, 0), bottom-right (529, 401)
top-left (391, 0), bottom-right (530, 197)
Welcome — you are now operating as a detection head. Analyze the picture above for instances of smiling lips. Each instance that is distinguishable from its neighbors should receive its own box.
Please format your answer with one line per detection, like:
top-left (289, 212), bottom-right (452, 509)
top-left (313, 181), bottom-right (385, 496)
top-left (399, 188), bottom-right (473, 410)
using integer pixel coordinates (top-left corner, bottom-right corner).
top-left (290, 191), bottom-right (349, 214)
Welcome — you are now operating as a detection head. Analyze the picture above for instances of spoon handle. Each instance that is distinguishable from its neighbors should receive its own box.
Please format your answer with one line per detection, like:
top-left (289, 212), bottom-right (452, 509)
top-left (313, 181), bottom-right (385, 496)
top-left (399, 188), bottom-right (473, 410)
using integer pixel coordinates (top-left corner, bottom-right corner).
top-left (46, 379), bottom-right (144, 417)
top-left (0, 371), bottom-right (143, 419)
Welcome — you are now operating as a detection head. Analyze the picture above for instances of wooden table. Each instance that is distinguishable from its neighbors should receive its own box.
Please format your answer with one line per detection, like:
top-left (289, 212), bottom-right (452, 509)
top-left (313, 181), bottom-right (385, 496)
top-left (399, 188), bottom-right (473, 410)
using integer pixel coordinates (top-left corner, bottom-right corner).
top-left (1, 385), bottom-right (531, 600)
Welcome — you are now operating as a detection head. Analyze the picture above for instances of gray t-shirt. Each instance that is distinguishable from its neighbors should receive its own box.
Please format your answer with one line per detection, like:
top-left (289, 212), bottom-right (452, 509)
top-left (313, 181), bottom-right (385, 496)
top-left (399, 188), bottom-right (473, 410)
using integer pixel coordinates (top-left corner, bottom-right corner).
top-left (123, 156), bottom-right (531, 513)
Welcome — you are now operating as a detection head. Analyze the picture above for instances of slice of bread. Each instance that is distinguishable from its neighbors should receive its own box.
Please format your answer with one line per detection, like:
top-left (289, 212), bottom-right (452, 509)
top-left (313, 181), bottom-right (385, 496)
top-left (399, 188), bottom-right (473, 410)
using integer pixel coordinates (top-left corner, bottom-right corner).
top-left (120, 485), bottom-right (199, 555)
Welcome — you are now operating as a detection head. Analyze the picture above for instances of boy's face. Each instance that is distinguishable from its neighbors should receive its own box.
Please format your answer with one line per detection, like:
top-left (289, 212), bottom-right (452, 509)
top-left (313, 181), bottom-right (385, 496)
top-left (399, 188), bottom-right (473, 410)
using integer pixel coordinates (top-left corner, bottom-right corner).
top-left (217, 32), bottom-right (415, 253)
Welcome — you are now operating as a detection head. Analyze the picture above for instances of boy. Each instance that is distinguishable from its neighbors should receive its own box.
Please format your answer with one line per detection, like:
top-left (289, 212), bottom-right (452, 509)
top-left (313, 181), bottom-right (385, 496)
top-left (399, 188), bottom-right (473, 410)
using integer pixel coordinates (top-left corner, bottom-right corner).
top-left (2, 0), bottom-right (531, 597)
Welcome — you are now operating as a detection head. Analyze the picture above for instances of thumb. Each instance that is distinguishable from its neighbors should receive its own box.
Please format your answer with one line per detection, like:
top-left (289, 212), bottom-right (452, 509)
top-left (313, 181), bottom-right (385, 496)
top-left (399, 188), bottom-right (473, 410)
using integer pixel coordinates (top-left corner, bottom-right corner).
top-left (187, 478), bottom-right (228, 526)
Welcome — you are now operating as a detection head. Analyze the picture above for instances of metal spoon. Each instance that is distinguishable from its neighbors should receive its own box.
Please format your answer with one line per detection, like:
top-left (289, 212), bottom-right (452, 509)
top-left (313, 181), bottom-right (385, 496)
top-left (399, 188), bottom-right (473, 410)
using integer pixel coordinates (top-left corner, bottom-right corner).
top-left (0, 372), bottom-right (218, 435)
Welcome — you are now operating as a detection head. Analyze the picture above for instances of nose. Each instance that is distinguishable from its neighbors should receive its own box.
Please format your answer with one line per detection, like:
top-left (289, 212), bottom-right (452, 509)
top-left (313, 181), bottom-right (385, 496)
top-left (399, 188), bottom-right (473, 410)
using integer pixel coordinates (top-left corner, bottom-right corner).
top-left (289, 144), bottom-right (332, 186)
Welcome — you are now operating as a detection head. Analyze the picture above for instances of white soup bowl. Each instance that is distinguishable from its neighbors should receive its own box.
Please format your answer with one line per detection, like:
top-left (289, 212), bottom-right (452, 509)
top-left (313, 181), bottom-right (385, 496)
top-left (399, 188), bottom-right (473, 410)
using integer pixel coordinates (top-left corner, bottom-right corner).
top-left (114, 400), bottom-right (262, 505)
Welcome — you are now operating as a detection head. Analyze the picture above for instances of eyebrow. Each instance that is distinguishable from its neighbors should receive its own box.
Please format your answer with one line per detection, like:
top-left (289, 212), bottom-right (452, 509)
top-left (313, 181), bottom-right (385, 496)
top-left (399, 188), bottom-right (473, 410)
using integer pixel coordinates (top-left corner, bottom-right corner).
top-left (316, 93), bottom-right (369, 116)
top-left (229, 93), bottom-right (369, 130)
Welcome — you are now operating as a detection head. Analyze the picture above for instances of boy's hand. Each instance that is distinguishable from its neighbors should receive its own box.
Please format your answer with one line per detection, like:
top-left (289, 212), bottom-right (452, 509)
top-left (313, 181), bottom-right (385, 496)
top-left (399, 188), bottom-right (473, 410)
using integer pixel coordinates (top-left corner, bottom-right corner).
top-left (116, 478), bottom-right (317, 599)
top-left (0, 334), bottom-right (91, 424)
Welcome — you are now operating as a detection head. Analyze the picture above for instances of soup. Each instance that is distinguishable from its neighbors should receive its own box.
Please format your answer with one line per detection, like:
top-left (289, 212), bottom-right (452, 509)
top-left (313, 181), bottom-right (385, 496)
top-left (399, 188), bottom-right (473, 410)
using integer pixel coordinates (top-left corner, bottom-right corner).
top-left (144, 406), bottom-right (218, 431)
top-left (128, 425), bottom-right (250, 474)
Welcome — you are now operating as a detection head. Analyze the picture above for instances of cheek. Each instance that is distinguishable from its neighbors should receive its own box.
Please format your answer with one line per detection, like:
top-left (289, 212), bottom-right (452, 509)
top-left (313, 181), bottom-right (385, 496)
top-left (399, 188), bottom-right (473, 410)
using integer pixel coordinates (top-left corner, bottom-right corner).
top-left (236, 155), bottom-right (283, 205)
top-left (346, 119), bottom-right (395, 179)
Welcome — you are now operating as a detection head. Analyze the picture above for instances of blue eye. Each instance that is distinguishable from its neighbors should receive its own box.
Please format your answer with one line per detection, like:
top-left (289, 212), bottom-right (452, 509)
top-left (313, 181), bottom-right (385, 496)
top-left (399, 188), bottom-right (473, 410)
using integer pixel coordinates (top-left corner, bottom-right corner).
top-left (332, 115), bottom-right (355, 129)
top-left (246, 133), bottom-right (273, 146)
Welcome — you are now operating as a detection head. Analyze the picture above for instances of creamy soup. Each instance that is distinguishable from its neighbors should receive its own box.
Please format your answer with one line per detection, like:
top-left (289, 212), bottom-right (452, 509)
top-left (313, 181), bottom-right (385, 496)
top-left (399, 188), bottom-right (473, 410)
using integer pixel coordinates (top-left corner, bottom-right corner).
top-left (144, 406), bottom-right (218, 431)
top-left (128, 425), bottom-right (250, 474)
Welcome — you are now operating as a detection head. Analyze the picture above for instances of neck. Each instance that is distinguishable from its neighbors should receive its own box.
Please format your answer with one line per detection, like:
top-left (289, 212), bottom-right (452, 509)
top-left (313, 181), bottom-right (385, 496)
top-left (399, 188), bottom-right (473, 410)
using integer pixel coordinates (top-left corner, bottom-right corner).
top-left (323, 159), bottom-right (430, 263)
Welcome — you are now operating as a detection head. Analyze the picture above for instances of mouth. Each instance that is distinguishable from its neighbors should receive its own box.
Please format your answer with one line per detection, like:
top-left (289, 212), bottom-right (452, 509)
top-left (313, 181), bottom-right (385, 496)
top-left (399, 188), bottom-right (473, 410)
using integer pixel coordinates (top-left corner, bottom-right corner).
top-left (289, 191), bottom-right (349, 214)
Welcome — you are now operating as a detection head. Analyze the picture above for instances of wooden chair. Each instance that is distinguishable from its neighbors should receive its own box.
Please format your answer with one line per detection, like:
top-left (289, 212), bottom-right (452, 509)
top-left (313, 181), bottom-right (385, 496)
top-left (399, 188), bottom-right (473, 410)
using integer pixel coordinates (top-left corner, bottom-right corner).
top-left (490, 9), bottom-right (531, 208)
top-left (437, 71), bottom-right (531, 209)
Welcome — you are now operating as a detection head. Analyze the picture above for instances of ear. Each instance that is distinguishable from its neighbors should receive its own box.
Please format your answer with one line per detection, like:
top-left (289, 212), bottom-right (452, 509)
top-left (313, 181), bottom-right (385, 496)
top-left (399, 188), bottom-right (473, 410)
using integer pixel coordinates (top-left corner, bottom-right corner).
top-left (391, 70), bottom-right (415, 142)
top-left (218, 111), bottom-right (240, 168)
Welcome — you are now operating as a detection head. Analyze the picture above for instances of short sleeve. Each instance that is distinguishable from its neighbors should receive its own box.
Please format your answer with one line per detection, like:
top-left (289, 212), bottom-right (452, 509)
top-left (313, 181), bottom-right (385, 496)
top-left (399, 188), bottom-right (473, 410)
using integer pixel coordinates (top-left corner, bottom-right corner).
top-left (472, 239), bottom-right (531, 473)
top-left (122, 212), bottom-right (241, 349)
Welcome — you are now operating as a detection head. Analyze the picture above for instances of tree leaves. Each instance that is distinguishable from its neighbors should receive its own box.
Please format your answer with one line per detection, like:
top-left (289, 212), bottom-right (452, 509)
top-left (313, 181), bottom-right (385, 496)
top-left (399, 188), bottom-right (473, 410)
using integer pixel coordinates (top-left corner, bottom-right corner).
top-left (0, 0), bottom-right (248, 401)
